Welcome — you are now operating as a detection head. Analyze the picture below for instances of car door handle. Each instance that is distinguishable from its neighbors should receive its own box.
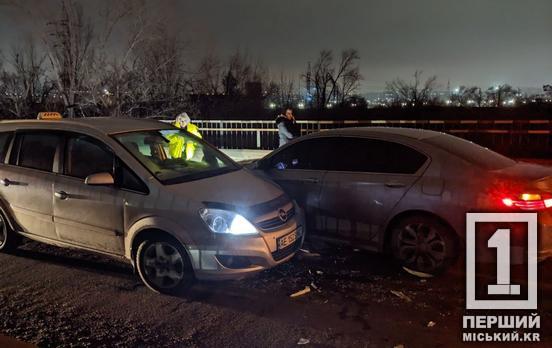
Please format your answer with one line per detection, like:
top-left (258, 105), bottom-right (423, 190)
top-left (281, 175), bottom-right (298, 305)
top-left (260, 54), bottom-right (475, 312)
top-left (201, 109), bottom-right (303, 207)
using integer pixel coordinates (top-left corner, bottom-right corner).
top-left (385, 181), bottom-right (406, 188)
top-left (54, 191), bottom-right (69, 200)
top-left (303, 177), bottom-right (320, 184)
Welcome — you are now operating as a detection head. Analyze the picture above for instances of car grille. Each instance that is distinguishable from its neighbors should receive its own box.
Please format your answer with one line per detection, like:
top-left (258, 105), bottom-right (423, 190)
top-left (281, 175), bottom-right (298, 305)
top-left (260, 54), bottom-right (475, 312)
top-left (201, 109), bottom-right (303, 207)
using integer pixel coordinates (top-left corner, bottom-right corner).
top-left (256, 206), bottom-right (295, 230)
top-left (271, 237), bottom-right (302, 261)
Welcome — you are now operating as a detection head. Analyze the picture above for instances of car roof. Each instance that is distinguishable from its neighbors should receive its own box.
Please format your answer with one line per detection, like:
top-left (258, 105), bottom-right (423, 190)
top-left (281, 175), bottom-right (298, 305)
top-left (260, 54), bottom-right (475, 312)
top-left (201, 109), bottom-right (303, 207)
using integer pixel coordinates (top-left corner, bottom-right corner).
top-left (0, 117), bottom-right (172, 135)
top-left (302, 126), bottom-right (443, 140)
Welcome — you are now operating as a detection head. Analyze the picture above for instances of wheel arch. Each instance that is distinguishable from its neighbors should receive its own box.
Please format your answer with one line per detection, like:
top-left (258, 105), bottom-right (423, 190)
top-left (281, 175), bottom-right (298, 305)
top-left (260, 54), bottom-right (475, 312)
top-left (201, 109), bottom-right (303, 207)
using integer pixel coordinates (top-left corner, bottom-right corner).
top-left (125, 216), bottom-right (195, 268)
top-left (0, 197), bottom-right (20, 232)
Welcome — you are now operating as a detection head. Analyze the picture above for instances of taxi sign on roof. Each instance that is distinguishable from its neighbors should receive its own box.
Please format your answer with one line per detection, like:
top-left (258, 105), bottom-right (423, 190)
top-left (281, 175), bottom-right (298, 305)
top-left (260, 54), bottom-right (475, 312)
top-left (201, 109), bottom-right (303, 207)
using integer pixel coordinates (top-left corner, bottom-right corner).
top-left (37, 112), bottom-right (62, 120)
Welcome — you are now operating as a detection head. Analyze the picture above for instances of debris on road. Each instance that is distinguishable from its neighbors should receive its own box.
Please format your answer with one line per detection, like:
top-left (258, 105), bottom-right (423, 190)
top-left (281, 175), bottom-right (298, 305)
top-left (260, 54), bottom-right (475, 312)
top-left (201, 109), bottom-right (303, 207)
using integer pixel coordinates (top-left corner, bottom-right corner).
top-left (299, 249), bottom-right (321, 257)
top-left (390, 290), bottom-right (412, 303)
top-left (297, 338), bottom-right (310, 345)
top-left (402, 266), bottom-right (433, 279)
top-left (290, 286), bottom-right (311, 298)
top-left (427, 321), bottom-right (436, 328)
top-left (310, 282), bottom-right (321, 292)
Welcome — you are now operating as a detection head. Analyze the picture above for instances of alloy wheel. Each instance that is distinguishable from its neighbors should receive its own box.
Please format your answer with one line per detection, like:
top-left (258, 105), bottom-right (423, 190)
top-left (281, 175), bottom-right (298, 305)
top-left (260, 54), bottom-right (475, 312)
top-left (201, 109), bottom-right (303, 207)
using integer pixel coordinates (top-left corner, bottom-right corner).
top-left (142, 242), bottom-right (185, 289)
top-left (396, 222), bottom-right (447, 273)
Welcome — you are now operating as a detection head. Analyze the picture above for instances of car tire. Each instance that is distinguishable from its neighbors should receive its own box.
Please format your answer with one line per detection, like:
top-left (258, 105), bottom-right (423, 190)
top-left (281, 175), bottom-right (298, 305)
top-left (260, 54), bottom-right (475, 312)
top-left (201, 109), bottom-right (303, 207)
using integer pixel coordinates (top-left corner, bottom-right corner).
top-left (135, 235), bottom-right (194, 295)
top-left (0, 211), bottom-right (20, 253)
top-left (390, 215), bottom-right (458, 275)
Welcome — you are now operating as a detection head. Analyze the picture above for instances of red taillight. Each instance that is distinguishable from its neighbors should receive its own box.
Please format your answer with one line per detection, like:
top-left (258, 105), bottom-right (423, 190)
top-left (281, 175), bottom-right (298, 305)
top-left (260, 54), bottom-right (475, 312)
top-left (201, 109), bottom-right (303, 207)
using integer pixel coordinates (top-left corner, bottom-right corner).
top-left (501, 193), bottom-right (552, 211)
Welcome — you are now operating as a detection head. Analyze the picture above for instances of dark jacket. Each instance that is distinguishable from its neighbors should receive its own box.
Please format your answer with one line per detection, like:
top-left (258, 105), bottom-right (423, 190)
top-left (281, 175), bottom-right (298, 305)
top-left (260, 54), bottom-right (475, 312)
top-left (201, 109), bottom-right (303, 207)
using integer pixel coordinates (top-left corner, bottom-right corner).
top-left (275, 115), bottom-right (299, 147)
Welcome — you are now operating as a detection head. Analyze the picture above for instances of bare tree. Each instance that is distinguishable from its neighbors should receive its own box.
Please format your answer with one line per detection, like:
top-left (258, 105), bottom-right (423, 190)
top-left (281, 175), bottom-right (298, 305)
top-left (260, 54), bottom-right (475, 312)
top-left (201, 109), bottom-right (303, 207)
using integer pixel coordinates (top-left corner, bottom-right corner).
top-left (385, 70), bottom-right (438, 107)
top-left (308, 49), bottom-right (362, 109)
top-left (330, 49), bottom-right (361, 105)
top-left (451, 86), bottom-right (483, 107)
top-left (265, 72), bottom-right (296, 107)
top-left (44, 0), bottom-right (94, 118)
top-left (89, 0), bottom-right (159, 117)
top-left (311, 50), bottom-right (333, 108)
top-left (0, 40), bottom-right (53, 118)
top-left (194, 53), bottom-right (223, 95)
top-left (485, 84), bottom-right (517, 107)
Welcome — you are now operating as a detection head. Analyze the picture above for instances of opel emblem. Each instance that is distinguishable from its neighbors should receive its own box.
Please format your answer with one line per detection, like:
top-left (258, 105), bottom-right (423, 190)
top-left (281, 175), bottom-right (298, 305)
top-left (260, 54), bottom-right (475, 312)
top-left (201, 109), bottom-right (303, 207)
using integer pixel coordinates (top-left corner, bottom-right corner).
top-left (278, 209), bottom-right (288, 222)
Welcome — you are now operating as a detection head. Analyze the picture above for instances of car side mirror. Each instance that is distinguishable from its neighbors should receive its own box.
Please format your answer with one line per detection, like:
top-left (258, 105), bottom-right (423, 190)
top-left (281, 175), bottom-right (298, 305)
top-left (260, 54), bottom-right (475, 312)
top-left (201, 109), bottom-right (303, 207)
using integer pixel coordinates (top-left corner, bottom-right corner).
top-left (85, 172), bottom-right (115, 186)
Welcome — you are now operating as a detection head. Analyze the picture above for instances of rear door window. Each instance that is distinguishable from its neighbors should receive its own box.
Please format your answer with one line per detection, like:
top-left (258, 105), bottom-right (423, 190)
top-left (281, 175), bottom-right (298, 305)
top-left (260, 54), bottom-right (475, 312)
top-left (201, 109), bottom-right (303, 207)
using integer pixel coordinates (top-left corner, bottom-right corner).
top-left (65, 135), bottom-right (114, 179)
top-left (332, 138), bottom-right (427, 174)
top-left (15, 133), bottom-right (61, 172)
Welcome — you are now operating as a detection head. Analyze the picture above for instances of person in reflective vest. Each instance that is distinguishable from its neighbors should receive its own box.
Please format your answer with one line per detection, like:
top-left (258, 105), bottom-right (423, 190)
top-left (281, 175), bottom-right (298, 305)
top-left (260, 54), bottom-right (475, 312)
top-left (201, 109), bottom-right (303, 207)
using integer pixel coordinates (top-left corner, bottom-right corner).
top-left (168, 113), bottom-right (202, 160)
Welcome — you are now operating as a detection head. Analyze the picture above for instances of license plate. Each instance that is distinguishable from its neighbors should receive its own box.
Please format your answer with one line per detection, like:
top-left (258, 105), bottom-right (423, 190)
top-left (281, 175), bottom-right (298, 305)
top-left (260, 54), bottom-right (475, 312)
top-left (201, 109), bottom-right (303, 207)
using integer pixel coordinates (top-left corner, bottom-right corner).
top-left (277, 231), bottom-right (297, 250)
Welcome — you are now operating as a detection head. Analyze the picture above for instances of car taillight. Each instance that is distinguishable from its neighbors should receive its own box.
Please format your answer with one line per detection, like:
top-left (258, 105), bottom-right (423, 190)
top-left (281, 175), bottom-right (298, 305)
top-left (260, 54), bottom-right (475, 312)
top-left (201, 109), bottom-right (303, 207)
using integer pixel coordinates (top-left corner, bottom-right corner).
top-left (501, 193), bottom-right (552, 210)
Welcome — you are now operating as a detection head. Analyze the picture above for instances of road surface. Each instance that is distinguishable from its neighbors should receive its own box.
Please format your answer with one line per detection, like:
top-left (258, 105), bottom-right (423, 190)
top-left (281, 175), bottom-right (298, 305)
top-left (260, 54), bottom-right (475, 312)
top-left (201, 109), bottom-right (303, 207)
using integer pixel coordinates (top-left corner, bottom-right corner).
top-left (0, 239), bottom-right (550, 347)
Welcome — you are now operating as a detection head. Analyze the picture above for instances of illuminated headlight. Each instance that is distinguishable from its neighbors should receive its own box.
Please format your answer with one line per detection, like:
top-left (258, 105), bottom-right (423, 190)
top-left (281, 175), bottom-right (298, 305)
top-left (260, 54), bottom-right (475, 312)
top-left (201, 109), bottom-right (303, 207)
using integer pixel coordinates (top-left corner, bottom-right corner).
top-left (199, 208), bottom-right (258, 235)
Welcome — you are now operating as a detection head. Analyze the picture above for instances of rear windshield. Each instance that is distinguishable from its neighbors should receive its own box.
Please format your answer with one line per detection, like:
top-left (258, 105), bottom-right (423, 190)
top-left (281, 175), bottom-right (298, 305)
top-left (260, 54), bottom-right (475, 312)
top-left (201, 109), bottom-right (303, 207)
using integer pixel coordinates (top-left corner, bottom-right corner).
top-left (424, 134), bottom-right (516, 170)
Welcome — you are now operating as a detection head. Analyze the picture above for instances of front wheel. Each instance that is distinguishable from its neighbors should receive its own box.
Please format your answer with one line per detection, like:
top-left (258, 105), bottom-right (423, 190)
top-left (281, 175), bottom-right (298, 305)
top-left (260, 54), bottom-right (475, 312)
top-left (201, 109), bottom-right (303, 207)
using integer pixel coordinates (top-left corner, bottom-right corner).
top-left (390, 215), bottom-right (458, 275)
top-left (0, 211), bottom-right (20, 253)
top-left (136, 236), bottom-right (194, 294)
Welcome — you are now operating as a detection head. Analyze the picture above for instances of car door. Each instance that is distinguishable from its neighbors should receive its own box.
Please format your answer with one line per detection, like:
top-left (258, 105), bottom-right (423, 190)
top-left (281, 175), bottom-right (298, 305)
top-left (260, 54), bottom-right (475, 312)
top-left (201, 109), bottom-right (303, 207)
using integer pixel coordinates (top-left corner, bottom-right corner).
top-left (317, 137), bottom-right (428, 249)
top-left (53, 133), bottom-right (130, 255)
top-left (0, 131), bottom-right (61, 240)
top-left (259, 138), bottom-right (333, 232)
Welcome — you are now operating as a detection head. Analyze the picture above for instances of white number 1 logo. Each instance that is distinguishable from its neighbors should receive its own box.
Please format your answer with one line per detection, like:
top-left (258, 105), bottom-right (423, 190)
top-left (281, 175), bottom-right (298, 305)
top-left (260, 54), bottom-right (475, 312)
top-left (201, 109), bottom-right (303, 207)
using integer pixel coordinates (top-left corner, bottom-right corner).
top-left (466, 213), bottom-right (537, 310)
top-left (487, 229), bottom-right (521, 295)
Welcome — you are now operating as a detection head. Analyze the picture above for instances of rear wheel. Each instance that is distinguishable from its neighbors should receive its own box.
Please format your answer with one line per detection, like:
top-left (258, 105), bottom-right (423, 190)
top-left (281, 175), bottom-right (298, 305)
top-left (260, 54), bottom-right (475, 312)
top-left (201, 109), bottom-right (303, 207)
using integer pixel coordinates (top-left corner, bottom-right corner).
top-left (136, 235), bottom-right (194, 294)
top-left (0, 211), bottom-right (20, 253)
top-left (390, 215), bottom-right (458, 275)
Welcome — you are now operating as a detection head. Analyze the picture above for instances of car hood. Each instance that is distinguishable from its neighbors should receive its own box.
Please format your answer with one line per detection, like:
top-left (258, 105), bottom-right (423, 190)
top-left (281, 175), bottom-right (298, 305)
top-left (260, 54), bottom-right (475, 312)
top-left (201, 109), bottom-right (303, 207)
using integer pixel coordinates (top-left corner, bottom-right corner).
top-left (162, 168), bottom-right (284, 207)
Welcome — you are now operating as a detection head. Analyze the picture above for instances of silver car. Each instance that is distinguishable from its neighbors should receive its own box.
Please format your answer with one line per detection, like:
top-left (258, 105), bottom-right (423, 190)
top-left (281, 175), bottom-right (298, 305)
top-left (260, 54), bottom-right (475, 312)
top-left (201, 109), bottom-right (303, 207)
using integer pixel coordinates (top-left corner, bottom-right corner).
top-left (0, 117), bottom-right (304, 294)
top-left (250, 127), bottom-right (552, 274)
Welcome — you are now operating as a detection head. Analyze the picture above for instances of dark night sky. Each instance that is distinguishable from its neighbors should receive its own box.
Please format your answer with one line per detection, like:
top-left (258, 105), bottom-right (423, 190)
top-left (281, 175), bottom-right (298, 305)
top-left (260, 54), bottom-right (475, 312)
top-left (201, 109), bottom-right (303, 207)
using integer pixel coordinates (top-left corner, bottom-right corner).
top-left (1, 0), bottom-right (551, 92)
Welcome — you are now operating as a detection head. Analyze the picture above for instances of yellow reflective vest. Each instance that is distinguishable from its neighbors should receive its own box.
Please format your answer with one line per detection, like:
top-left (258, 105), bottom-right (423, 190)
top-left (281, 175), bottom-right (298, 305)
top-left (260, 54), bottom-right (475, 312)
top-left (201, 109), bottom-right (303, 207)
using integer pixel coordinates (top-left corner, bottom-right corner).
top-left (168, 122), bottom-right (202, 160)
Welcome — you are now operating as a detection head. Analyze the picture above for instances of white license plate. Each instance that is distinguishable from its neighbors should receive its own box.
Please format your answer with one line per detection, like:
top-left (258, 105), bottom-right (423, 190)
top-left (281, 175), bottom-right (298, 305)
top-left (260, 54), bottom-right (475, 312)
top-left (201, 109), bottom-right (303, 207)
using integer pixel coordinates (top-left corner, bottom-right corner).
top-left (277, 231), bottom-right (297, 250)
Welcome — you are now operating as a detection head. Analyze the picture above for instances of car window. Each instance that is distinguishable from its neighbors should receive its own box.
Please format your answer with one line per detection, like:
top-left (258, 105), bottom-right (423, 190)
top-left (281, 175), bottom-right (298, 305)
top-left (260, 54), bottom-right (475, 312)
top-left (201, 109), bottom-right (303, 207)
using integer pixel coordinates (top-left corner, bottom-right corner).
top-left (423, 134), bottom-right (516, 170)
top-left (16, 133), bottom-right (61, 172)
top-left (116, 163), bottom-right (149, 193)
top-left (114, 129), bottom-right (239, 184)
top-left (333, 138), bottom-right (427, 174)
top-left (269, 138), bottom-right (337, 170)
top-left (65, 135), bottom-right (114, 179)
top-left (0, 132), bottom-right (13, 163)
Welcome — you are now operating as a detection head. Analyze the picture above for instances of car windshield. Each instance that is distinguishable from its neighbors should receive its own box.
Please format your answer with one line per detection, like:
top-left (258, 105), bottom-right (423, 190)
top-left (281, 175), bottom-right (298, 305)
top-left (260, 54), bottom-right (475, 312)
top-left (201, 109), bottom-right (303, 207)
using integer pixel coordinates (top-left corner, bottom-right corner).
top-left (114, 129), bottom-right (239, 184)
top-left (424, 134), bottom-right (516, 170)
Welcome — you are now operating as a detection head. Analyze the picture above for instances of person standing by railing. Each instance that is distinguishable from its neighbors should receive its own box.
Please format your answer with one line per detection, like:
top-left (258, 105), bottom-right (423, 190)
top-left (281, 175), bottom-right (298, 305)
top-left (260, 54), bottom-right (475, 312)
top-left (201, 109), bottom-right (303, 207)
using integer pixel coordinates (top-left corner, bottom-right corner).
top-left (275, 108), bottom-right (299, 147)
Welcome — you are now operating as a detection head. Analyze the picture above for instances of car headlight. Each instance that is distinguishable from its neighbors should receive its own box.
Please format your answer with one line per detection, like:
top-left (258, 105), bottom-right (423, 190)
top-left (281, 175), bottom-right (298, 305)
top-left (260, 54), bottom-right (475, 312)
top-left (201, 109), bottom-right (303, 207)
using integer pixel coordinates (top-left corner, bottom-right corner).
top-left (199, 208), bottom-right (258, 235)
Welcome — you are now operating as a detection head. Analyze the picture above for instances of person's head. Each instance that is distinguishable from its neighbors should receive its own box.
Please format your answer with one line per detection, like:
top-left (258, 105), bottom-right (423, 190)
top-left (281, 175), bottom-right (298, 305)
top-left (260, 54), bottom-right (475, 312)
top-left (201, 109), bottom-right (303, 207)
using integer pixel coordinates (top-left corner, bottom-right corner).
top-left (284, 108), bottom-right (294, 120)
top-left (175, 112), bottom-right (191, 128)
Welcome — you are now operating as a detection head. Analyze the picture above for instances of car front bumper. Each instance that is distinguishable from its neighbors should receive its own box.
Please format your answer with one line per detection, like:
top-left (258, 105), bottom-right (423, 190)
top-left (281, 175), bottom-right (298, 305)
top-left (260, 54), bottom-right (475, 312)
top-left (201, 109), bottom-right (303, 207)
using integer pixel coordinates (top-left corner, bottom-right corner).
top-left (189, 206), bottom-right (305, 280)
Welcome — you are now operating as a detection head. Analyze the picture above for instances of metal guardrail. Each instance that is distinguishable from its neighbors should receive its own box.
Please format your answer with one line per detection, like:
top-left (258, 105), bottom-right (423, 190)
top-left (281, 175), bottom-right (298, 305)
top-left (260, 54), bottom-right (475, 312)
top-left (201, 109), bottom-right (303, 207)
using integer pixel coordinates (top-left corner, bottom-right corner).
top-left (191, 119), bottom-right (552, 157)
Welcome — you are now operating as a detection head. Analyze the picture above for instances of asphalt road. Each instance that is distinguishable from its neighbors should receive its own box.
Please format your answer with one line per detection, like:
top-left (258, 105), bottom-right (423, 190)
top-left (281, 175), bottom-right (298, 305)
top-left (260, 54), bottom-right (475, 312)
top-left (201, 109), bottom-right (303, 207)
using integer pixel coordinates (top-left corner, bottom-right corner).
top-left (0, 239), bottom-right (550, 348)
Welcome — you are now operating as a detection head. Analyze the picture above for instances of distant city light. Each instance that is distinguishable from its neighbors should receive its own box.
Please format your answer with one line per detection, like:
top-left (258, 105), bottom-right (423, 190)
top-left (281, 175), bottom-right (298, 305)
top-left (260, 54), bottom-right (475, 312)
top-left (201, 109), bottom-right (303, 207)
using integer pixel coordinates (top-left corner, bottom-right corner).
top-left (268, 102), bottom-right (276, 109)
